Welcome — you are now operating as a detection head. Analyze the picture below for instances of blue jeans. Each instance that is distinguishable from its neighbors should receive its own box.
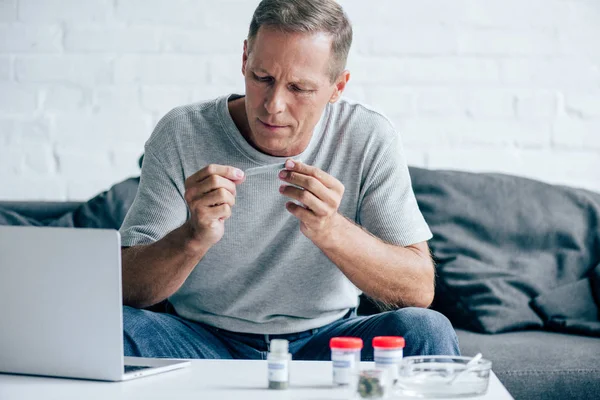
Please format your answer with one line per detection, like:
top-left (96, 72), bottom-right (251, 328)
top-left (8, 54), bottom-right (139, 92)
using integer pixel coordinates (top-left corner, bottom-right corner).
top-left (123, 306), bottom-right (460, 360)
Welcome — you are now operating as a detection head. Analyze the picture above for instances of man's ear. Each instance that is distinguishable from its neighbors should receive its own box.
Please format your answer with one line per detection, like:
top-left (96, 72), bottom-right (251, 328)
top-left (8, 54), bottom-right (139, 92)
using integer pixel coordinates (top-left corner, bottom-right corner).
top-left (329, 70), bottom-right (350, 103)
top-left (242, 40), bottom-right (249, 76)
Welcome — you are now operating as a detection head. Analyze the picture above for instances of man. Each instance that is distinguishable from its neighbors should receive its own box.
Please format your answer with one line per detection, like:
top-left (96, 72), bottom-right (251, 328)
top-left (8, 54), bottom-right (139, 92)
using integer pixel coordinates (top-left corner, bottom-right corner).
top-left (120, 0), bottom-right (459, 360)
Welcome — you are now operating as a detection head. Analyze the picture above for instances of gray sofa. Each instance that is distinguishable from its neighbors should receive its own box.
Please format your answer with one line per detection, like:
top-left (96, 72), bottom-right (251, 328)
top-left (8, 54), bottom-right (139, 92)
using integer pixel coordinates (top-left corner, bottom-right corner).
top-left (1, 167), bottom-right (599, 399)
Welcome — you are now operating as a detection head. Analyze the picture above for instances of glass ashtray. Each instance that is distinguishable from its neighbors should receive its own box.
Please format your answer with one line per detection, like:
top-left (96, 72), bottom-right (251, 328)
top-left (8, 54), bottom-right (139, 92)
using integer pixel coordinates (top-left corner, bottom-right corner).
top-left (394, 355), bottom-right (492, 398)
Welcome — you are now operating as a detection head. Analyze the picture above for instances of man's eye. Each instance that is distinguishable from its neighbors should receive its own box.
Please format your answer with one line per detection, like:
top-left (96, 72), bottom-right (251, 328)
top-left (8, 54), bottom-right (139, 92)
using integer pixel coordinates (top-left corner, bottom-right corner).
top-left (254, 74), bottom-right (272, 83)
top-left (291, 85), bottom-right (307, 93)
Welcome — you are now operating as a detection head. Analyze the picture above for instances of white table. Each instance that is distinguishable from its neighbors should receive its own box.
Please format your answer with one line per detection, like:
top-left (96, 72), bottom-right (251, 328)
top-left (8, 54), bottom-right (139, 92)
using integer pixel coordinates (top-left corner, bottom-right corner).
top-left (0, 360), bottom-right (514, 400)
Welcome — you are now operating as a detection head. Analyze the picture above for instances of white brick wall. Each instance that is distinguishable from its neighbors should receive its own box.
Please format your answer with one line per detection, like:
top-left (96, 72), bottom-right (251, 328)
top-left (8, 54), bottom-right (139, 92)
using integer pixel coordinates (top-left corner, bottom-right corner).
top-left (0, 0), bottom-right (599, 201)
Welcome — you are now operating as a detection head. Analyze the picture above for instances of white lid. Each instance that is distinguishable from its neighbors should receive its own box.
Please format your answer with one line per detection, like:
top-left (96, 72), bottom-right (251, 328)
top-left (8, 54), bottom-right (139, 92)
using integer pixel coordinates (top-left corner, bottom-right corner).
top-left (270, 339), bottom-right (289, 354)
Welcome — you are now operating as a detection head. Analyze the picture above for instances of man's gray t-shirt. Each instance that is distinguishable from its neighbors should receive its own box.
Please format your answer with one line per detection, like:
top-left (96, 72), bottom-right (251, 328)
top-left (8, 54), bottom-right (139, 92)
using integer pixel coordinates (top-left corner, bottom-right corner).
top-left (120, 94), bottom-right (432, 334)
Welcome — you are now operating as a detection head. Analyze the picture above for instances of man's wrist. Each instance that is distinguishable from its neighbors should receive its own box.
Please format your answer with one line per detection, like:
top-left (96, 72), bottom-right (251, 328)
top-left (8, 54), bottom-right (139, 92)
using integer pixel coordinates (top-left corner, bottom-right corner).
top-left (178, 221), bottom-right (211, 258)
top-left (311, 213), bottom-right (347, 251)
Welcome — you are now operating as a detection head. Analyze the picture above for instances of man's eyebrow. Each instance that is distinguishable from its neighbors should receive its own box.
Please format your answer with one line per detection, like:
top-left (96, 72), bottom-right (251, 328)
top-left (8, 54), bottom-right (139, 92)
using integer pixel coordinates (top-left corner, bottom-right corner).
top-left (252, 68), bottom-right (319, 87)
top-left (254, 67), bottom-right (271, 75)
top-left (294, 78), bottom-right (319, 87)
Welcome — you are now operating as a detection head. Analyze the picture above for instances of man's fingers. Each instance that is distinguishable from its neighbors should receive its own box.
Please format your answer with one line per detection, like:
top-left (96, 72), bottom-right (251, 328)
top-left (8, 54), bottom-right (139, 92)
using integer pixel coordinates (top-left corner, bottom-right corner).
top-left (198, 174), bottom-right (239, 196)
top-left (284, 159), bottom-right (340, 190)
top-left (185, 174), bottom-right (239, 206)
top-left (190, 203), bottom-right (232, 222)
top-left (285, 201), bottom-right (315, 222)
top-left (185, 164), bottom-right (245, 189)
top-left (211, 204), bottom-right (232, 221)
top-left (191, 187), bottom-right (236, 208)
top-left (279, 185), bottom-right (329, 216)
top-left (201, 164), bottom-right (245, 182)
top-left (183, 164), bottom-right (242, 245)
top-left (279, 169), bottom-right (332, 204)
top-left (279, 160), bottom-right (344, 209)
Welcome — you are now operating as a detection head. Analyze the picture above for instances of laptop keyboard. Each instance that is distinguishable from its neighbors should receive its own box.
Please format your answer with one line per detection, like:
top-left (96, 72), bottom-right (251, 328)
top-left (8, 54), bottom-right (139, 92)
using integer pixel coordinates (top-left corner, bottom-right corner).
top-left (124, 365), bottom-right (153, 374)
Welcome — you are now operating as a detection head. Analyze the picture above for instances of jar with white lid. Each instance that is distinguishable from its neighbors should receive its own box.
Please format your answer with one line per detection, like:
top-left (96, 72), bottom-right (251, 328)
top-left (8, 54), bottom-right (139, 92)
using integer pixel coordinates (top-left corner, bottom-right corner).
top-left (267, 339), bottom-right (290, 389)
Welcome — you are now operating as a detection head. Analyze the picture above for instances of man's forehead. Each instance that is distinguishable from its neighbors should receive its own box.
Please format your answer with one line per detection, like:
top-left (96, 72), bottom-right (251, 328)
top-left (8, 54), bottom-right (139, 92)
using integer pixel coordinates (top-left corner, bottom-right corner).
top-left (248, 27), bottom-right (333, 83)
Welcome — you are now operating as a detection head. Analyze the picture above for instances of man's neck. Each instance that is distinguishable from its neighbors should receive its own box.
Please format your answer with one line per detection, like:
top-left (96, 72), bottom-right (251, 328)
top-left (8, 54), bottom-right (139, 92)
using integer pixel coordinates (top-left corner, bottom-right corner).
top-left (227, 96), bottom-right (252, 144)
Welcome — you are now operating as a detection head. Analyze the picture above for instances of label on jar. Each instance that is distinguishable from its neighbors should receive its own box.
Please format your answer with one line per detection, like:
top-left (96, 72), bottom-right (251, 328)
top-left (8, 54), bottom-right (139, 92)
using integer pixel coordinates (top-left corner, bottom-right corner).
top-left (332, 352), bottom-right (356, 385)
top-left (374, 349), bottom-right (403, 365)
top-left (374, 349), bottom-right (403, 382)
top-left (268, 359), bottom-right (288, 382)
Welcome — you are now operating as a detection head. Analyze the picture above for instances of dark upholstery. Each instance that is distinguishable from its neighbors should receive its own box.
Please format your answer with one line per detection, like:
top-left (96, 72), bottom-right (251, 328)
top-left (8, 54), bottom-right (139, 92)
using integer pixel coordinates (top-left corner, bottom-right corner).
top-left (0, 178), bottom-right (139, 230)
top-left (457, 329), bottom-right (600, 400)
top-left (410, 167), bottom-right (600, 335)
top-left (0, 202), bottom-right (81, 221)
top-left (47, 177), bottom-right (140, 229)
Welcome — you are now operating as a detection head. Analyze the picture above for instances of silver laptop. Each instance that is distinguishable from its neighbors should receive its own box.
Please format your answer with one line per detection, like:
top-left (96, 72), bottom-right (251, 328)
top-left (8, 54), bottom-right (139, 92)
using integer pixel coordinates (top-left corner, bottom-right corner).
top-left (0, 225), bottom-right (190, 381)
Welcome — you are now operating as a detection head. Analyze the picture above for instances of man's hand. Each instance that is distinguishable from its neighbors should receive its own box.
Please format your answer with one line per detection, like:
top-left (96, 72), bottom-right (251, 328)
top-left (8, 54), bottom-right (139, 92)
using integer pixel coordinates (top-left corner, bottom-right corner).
top-left (278, 159), bottom-right (345, 242)
top-left (121, 164), bottom-right (244, 307)
top-left (184, 164), bottom-right (245, 248)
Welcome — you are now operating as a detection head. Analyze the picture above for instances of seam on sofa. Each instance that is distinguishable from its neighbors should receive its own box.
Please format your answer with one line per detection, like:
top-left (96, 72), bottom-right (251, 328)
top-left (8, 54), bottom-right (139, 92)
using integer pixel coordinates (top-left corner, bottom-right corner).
top-left (500, 369), bottom-right (600, 376)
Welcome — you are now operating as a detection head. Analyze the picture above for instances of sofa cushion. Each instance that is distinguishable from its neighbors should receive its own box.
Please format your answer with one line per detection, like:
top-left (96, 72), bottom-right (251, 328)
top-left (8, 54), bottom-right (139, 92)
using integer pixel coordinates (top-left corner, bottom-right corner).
top-left (410, 167), bottom-right (600, 334)
top-left (0, 207), bottom-right (41, 226)
top-left (47, 177), bottom-right (139, 229)
top-left (456, 329), bottom-right (600, 400)
top-left (530, 263), bottom-right (600, 337)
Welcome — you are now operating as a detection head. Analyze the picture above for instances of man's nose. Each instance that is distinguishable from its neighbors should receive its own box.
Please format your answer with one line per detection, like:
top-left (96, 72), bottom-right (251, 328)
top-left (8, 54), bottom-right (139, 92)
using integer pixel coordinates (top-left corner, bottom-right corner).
top-left (264, 85), bottom-right (286, 115)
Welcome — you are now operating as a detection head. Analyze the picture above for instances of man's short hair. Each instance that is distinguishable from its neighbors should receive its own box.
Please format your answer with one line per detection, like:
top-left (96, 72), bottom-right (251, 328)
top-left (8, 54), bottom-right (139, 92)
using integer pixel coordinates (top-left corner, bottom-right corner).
top-left (248, 0), bottom-right (353, 83)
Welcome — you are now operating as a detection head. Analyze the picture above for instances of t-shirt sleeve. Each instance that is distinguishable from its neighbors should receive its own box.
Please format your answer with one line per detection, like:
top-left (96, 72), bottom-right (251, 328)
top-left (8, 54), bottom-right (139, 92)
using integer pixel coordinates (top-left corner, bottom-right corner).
top-left (119, 147), bottom-right (188, 247)
top-left (358, 133), bottom-right (432, 247)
